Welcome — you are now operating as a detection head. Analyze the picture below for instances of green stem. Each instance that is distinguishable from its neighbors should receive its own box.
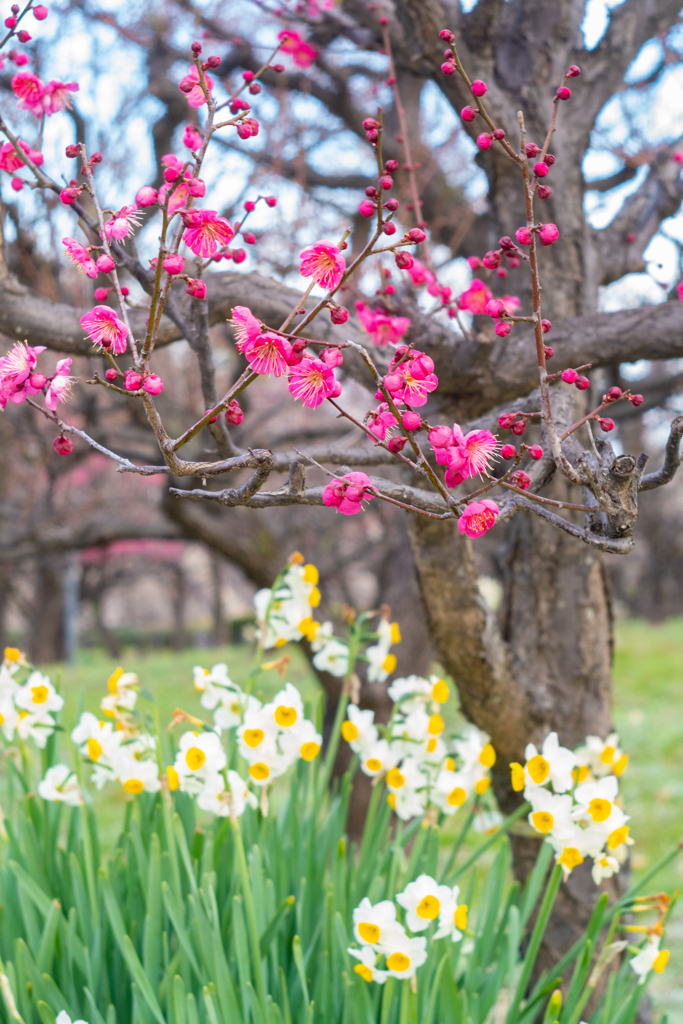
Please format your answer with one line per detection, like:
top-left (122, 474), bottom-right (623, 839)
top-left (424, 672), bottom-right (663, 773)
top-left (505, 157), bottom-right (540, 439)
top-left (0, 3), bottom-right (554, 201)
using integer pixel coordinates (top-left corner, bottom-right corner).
top-left (231, 819), bottom-right (267, 1010)
top-left (506, 861), bottom-right (563, 1024)
top-left (400, 979), bottom-right (410, 1024)
top-left (317, 625), bottom-right (361, 801)
top-left (448, 802), bottom-right (530, 882)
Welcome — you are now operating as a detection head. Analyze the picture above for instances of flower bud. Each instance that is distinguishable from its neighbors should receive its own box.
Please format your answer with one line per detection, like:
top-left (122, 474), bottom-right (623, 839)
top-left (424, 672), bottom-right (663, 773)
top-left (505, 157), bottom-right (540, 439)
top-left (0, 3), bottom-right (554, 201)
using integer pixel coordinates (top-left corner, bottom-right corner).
top-left (65, 143), bottom-right (80, 158)
top-left (607, 386), bottom-right (622, 400)
top-left (359, 199), bottom-right (376, 217)
top-left (598, 417), bottom-right (615, 432)
top-left (105, 368), bottom-right (118, 381)
top-left (60, 187), bottom-right (79, 205)
top-left (233, 249), bottom-right (247, 264)
top-left (163, 254), bottom-right (185, 275)
top-left (265, 195), bottom-right (277, 207)
top-left (467, 255), bottom-right (483, 269)
top-left (124, 370), bottom-right (144, 392)
top-left (383, 222), bottom-right (397, 235)
top-left (94, 287), bottom-right (111, 301)
top-left (186, 278), bottom-right (207, 298)
top-left (188, 177), bottom-right (205, 197)
top-left (495, 321), bottom-right (511, 337)
top-left (365, 186), bottom-right (379, 199)
top-left (249, 82), bottom-right (261, 94)
top-left (429, 425), bottom-right (454, 448)
top-left (54, 434), bottom-right (73, 455)
top-left (95, 254), bottom-right (115, 273)
top-left (363, 118), bottom-right (381, 131)
top-left (17, 29), bottom-right (31, 41)
top-left (477, 133), bottom-right (492, 150)
top-left (4, 16), bottom-right (16, 27)
top-left (515, 227), bottom-right (532, 245)
top-left (388, 436), bottom-right (407, 452)
top-left (499, 236), bottom-right (515, 250)
top-left (33, 5), bottom-right (48, 19)
top-left (511, 469), bottom-right (530, 489)
top-left (538, 223), bottom-right (559, 246)
top-left (483, 250), bottom-right (501, 268)
top-left (557, 86), bottom-right (571, 100)
top-left (528, 444), bottom-right (543, 460)
top-left (534, 161), bottom-right (549, 177)
top-left (537, 184), bottom-right (552, 200)
top-left (461, 105), bottom-right (477, 122)
top-left (383, 198), bottom-right (399, 211)
top-left (575, 375), bottom-right (589, 390)
top-left (271, 63), bottom-right (285, 73)
top-left (225, 399), bottom-right (244, 425)
top-left (144, 374), bottom-right (164, 395)
top-left (539, 320), bottom-right (551, 335)
top-left (330, 306), bottom-right (349, 324)
top-left (243, 232), bottom-right (256, 244)
top-left (631, 393), bottom-right (644, 406)
top-left (439, 29), bottom-right (455, 42)
top-left (408, 227), bottom-right (426, 243)
top-left (492, 128), bottom-right (505, 140)
top-left (205, 55), bottom-right (221, 68)
top-left (191, 41), bottom-right (202, 54)
top-left (10, 178), bottom-right (23, 192)
top-left (243, 70), bottom-right (255, 82)
top-left (471, 80), bottom-right (487, 96)
top-left (383, 373), bottom-right (403, 393)
top-left (385, 159), bottom-right (398, 172)
top-left (29, 372), bottom-right (47, 389)
top-left (402, 411), bottom-right (421, 431)
top-left (525, 143), bottom-right (541, 158)
top-left (379, 175), bottom-right (393, 190)
top-left (120, 287), bottom-right (129, 296)
top-left (441, 61), bottom-right (457, 75)
top-left (562, 368), bottom-right (578, 383)
top-left (545, 154), bottom-right (556, 166)
top-left (566, 65), bottom-right (581, 77)
top-left (395, 250), bottom-right (414, 270)
top-left (486, 298), bottom-right (505, 318)
top-left (164, 166), bottom-right (179, 183)
top-left (135, 185), bottom-right (158, 208)
top-left (500, 443), bottom-right (516, 459)
top-left (511, 420), bottom-right (526, 436)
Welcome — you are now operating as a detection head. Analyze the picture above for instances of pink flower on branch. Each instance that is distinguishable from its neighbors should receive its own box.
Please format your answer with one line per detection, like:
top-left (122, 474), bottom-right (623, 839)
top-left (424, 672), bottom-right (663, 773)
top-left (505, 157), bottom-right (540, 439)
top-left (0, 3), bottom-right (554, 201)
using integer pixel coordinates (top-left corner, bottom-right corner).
top-left (299, 240), bottom-right (345, 291)
top-left (80, 305), bottom-right (128, 355)
top-left (382, 349), bottom-right (438, 408)
top-left (458, 278), bottom-right (492, 315)
top-left (62, 237), bottom-right (98, 279)
top-left (103, 205), bottom-right (141, 241)
top-left (178, 66), bottom-right (214, 108)
top-left (288, 357), bottom-right (341, 408)
top-left (0, 139), bottom-right (31, 173)
top-left (0, 341), bottom-right (46, 409)
top-left (458, 499), bottom-right (499, 538)
top-left (240, 332), bottom-right (292, 376)
top-left (323, 471), bottom-right (374, 515)
top-left (182, 210), bottom-right (234, 257)
top-left (278, 29), bottom-right (317, 68)
top-left (357, 304), bottom-right (410, 347)
top-left (230, 306), bottom-right (263, 349)
top-left (43, 80), bottom-right (79, 115)
top-left (45, 358), bottom-right (75, 410)
top-left (406, 259), bottom-right (436, 288)
top-left (367, 403), bottom-right (397, 442)
top-left (183, 124), bottom-right (203, 150)
top-left (11, 70), bottom-right (45, 112)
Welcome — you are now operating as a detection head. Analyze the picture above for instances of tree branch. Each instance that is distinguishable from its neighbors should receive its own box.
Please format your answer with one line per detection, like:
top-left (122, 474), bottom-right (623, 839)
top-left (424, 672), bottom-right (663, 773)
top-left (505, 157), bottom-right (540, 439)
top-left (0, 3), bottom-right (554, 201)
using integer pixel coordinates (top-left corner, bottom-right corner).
top-left (639, 414), bottom-right (683, 490)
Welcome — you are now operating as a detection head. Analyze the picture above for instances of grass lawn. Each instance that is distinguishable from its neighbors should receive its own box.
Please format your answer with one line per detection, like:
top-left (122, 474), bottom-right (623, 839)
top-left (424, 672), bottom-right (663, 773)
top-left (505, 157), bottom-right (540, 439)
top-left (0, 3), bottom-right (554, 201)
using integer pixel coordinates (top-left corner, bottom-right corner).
top-left (15, 617), bottom-right (683, 1021)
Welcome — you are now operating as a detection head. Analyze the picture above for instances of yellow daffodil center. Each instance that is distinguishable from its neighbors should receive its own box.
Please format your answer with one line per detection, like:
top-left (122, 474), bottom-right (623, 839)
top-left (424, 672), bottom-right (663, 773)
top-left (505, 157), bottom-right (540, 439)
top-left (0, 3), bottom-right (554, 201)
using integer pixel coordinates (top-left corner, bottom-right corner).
top-left (432, 679), bottom-right (449, 703)
top-left (445, 757), bottom-right (455, 771)
top-left (167, 765), bottom-right (179, 791)
top-left (275, 638), bottom-right (287, 648)
top-left (572, 765), bottom-right (590, 783)
top-left (479, 743), bottom-right (496, 767)
top-left (342, 720), bottom-right (358, 742)
top-left (531, 811), bottom-right (554, 834)
top-left (426, 738), bottom-right (437, 753)
top-left (607, 825), bottom-right (629, 849)
top-left (448, 787), bottom-right (466, 806)
top-left (558, 848), bottom-right (583, 870)
top-left (527, 754), bottom-right (549, 784)
top-left (275, 706), bottom-right (297, 727)
top-left (416, 895), bottom-right (440, 920)
top-left (383, 654), bottom-right (397, 674)
top-left (358, 922), bottom-right (379, 944)
top-left (454, 904), bottom-right (468, 930)
top-left (31, 685), bottom-right (48, 704)
top-left (124, 779), bottom-right (144, 795)
top-left (108, 667), bottom-right (124, 692)
top-left (386, 952), bottom-right (410, 972)
top-left (390, 622), bottom-right (401, 644)
top-left (386, 768), bottom-right (405, 789)
top-left (244, 729), bottom-right (264, 748)
top-left (600, 745), bottom-right (615, 764)
top-left (588, 798), bottom-right (611, 822)
top-left (654, 950), bottom-right (669, 974)
top-left (300, 742), bottom-right (320, 762)
top-left (387, 793), bottom-right (396, 809)
top-left (510, 762), bottom-right (525, 791)
top-left (4, 647), bottom-right (20, 662)
top-left (303, 563), bottom-right (319, 584)
top-left (87, 738), bottom-right (102, 762)
top-left (298, 617), bottom-right (319, 642)
top-left (185, 747), bottom-right (206, 770)
top-left (428, 714), bottom-right (444, 735)
top-left (613, 753), bottom-right (628, 777)
top-left (309, 587), bottom-right (321, 608)
top-left (249, 763), bottom-right (270, 780)
top-left (0, 713), bottom-right (4, 725)
top-left (354, 964), bottom-right (373, 982)
top-left (366, 758), bottom-right (382, 772)
top-left (475, 778), bottom-right (491, 795)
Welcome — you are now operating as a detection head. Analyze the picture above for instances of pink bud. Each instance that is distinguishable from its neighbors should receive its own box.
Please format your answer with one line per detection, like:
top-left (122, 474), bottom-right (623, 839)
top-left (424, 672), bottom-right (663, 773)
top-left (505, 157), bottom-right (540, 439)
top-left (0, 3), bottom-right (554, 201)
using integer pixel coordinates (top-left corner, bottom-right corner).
top-left (4, 16), bottom-right (16, 27)
top-left (33, 4), bottom-right (48, 18)
top-left (439, 29), bottom-right (455, 42)
top-left (188, 177), bottom-right (205, 197)
top-left (17, 29), bottom-right (31, 41)
top-left (388, 436), bottom-right (407, 452)
top-left (441, 61), bottom-right (457, 75)
top-left (408, 228), bottom-right (426, 243)
top-left (492, 128), bottom-right (505, 140)
top-left (164, 166), bottom-right (180, 183)
top-left (607, 386), bottom-right (622, 401)
top-left (496, 268), bottom-right (507, 278)
top-left (385, 160), bottom-right (398, 172)
top-left (495, 321), bottom-right (511, 337)
top-left (383, 222), bottom-right (397, 235)
top-left (60, 188), bottom-right (79, 205)
top-left (243, 232), bottom-right (256, 244)
top-left (379, 175), bottom-right (393, 189)
top-left (541, 319), bottom-right (552, 333)
top-left (515, 227), bottom-right (532, 245)
top-left (163, 254), bottom-right (185, 275)
top-left (534, 161), bottom-right (549, 177)
top-left (244, 200), bottom-right (256, 211)
top-left (402, 411), bottom-right (421, 431)
top-left (631, 393), bottom-right (644, 407)
top-left (545, 154), bottom-right (556, 166)
top-left (467, 255), bottom-right (483, 269)
top-left (144, 374), bottom-right (164, 395)
top-left (537, 184), bottom-right (552, 200)
top-left (264, 195), bottom-right (277, 207)
top-left (498, 413), bottom-right (516, 429)
top-left (525, 143), bottom-right (541, 158)
top-left (575, 375), bottom-right (589, 390)
top-left (566, 65), bottom-right (581, 77)
top-left (186, 278), bottom-right (207, 298)
top-left (29, 372), bottom-right (47, 389)
top-left (527, 444), bottom-right (543, 460)
top-left (359, 199), bottom-right (376, 217)
top-left (10, 178), bottom-right (23, 192)
top-left (121, 287), bottom-right (129, 296)
top-left (511, 470), bottom-right (530, 490)
top-left (429, 425), bottom-right (454, 448)
top-left (477, 133), bottom-right (493, 150)
top-left (562, 368), bottom-right (578, 384)
top-left (538, 223), bottom-right (559, 246)
top-left (249, 82), bottom-right (262, 95)
top-left (135, 186), bottom-right (158, 207)
top-left (471, 80), bottom-right (487, 97)
top-left (243, 70), bottom-right (254, 82)
top-left (501, 444), bottom-right (516, 459)
top-left (483, 250), bottom-right (501, 269)
top-left (544, 345), bottom-right (554, 360)
top-left (96, 254), bottom-right (115, 273)
top-left (65, 144), bottom-right (79, 158)
top-left (330, 306), bottom-right (349, 325)
top-left (486, 299), bottom-right (505, 318)
top-left (556, 86), bottom-right (571, 100)
top-left (598, 417), bottom-right (615, 432)
top-left (233, 249), bottom-right (247, 264)
top-left (225, 399), bottom-right (244, 425)
top-left (395, 251), bottom-right (414, 270)
top-left (105, 369), bottom-right (118, 381)
top-left (511, 420), bottom-right (526, 436)
top-left (53, 434), bottom-right (72, 455)
top-left (383, 373), bottom-right (403, 393)
top-left (461, 105), bottom-right (477, 122)
top-left (94, 287), bottom-right (111, 301)
top-left (124, 371), bottom-right (144, 392)
top-left (366, 130), bottom-right (379, 143)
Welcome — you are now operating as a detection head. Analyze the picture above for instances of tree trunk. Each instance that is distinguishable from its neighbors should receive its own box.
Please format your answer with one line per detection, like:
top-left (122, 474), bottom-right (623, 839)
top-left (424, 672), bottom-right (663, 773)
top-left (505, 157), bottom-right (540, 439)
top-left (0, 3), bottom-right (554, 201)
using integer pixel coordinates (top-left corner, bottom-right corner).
top-left (27, 555), bottom-right (66, 664)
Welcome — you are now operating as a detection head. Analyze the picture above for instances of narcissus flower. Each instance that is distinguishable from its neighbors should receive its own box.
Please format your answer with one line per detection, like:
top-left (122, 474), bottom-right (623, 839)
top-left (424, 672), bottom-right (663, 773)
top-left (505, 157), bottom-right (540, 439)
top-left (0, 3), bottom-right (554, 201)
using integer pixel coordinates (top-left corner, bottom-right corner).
top-left (630, 936), bottom-right (669, 980)
top-left (299, 240), bottom-right (346, 290)
top-left (173, 729), bottom-right (227, 794)
top-left (38, 764), bottom-right (82, 805)
top-left (182, 210), bottom-right (235, 257)
top-left (347, 945), bottom-right (387, 985)
top-left (397, 874), bottom-right (454, 932)
top-left (352, 897), bottom-right (402, 948)
top-left (15, 672), bottom-right (64, 714)
top-left (377, 928), bottom-right (428, 979)
top-left (522, 731), bottom-right (577, 794)
top-left (341, 705), bottom-right (378, 753)
top-left (434, 884), bottom-right (468, 942)
top-left (80, 305), bottom-right (128, 355)
top-left (457, 499), bottom-right (499, 538)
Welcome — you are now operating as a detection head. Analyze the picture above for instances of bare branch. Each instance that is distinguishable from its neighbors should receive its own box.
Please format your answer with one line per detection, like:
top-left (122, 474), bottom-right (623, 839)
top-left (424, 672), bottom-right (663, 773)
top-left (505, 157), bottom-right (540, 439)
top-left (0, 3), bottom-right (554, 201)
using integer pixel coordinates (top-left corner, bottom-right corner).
top-left (639, 414), bottom-right (683, 491)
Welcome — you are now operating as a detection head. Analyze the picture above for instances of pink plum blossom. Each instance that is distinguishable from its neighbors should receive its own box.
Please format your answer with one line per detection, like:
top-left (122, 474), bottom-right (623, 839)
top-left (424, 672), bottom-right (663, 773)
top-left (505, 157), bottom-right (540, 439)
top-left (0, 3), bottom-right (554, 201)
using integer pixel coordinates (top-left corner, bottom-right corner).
top-left (406, 258), bottom-right (436, 288)
top-left (278, 29), bottom-right (317, 68)
top-left (458, 499), bottom-right (499, 538)
top-left (103, 205), bottom-right (141, 241)
top-left (383, 349), bottom-right (438, 407)
top-left (62, 237), bottom-right (98, 279)
top-left (159, 179), bottom-right (190, 214)
top-left (288, 358), bottom-right (341, 408)
top-left (179, 66), bottom-right (214, 107)
top-left (230, 306), bottom-right (263, 349)
top-left (323, 471), bottom-right (374, 515)
top-left (357, 304), bottom-right (410, 347)
top-left (183, 125), bottom-right (203, 150)
top-left (43, 80), bottom-right (79, 115)
top-left (11, 70), bottom-right (45, 112)
top-left (0, 139), bottom-right (30, 173)
top-left (367, 403), bottom-right (397, 442)
top-left (458, 278), bottom-right (493, 315)
top-left (136, 186), bottom-right (158, 207)
top-left (0, 341), bottom-right (46, 409)
top-left (453, 425), bottom-right (499, 477)
top-left (299, 240), bottom-right (345, 291)
top-left (182, 210), bottom-right (234, 257)
top-left (80, 305), bottom-right (128, 355)
top-left (240, 332), bottom-right (292, 376)
top-left (45, 358), bottom-right (75, 410)
top-left (538, 223), bottom-right (559, 246)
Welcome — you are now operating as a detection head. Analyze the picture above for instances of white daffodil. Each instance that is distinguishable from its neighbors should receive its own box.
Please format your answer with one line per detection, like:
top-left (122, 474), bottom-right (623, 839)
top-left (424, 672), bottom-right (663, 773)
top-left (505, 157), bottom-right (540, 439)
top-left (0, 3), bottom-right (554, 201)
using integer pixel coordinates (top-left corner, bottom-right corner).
top-left (630, 936), bottom-right (669, 981)
top-left (196, 770), bottom-right (258, 818)
top-left (376, 926), bottom-right (427, 980)
top-left (527, 789), bottom-right (574, 836)
top-left (100, 670), bottom-right (138, 717)
top-left (15, 672), bottom-right (64, 715)
top-left (341, 705), bottom-right (378, 754)
top-left (312, 639), bottom-right (350, 677)
top-left (71, 712), bottom-right (123, 764)
top-left (431, 767), bottom-right (471, 815)
top-left (254, 563), bottom-right (320, 649)
top-left (365, 618), bottom-right (400, 683)
top-left (38, 764), bottom-right (82, 806)
top-left (546, 820), bottom-right (605, 876)
top-left (452, 727), bottom-right (496, 776)
top-left (359, 739), bottom-right (397, 778)
top-left (192, 663), bottom-right (238, 710)
top-left (572, 775), bottom-right (619, 827)
top-left (214, 691), bottom-right (261, 731)
top-left (523, 732), bottom-right (577, 794)
top-left (309, 620), bottom-right (335, 652)
top-left (0, 664), bottom-right (19, 694)
top-left (56, 1011), bottom-right (89, 1024)
top-left (472, 810), bottom-right (504, 834)
top-left (575, 732), bottom-right (628, 779)
top-left (591, 854), bottom-right (621, 885)
top-left (237, 708), bottom-right (279, 764)
top-left (263, 682), bottom-right (304, 731)
top-left (396, 874), bottom-right (454, 933)
top-left (386, 759), bottom-right (428, 820)
top-left (433, 884), bottom-right (468, 942)
top-left (279, 718), bottom-right (322, 763)
top-left (0, 689), bottom-right (19, 740)
top-left (244, 748), bottom-right (292, 787)
top-left (347, 945), bottom-right (387, 984)
top-left (16, 709), bottom-right (55, 748)
top-left (116, 756), bottom-right (161, 795)
top-left (174, 730), bottom-right (226, 793)
top-left (352, 897), bottom-right (402, 947)
top-left (387, 675), bottom-right (431, 715)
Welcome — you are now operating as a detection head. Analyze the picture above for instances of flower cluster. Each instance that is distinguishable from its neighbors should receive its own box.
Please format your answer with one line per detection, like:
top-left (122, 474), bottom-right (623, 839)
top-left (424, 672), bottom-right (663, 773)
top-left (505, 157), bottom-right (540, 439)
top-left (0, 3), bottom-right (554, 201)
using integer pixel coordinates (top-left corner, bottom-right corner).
top-left (0, 646), bottom-right (63, 747)
top-left (0, 341), bottom-right (75, 412)
top-left (348, 874), bottom-right (467, 983)
top-left (253, 555), bottom-right (322, 648)
top-left (343, 675), bottom-right (495, 821)
top-left (511, 731), bottom-right (633, 882)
